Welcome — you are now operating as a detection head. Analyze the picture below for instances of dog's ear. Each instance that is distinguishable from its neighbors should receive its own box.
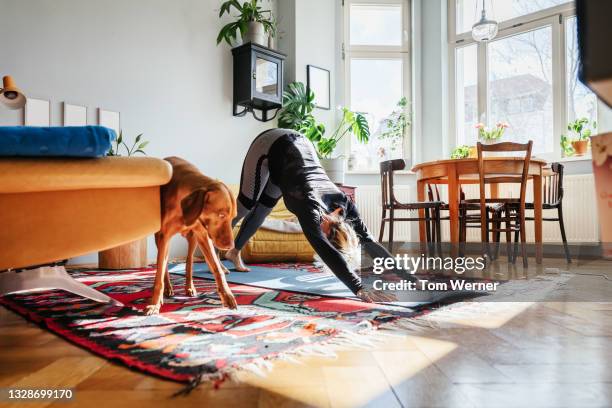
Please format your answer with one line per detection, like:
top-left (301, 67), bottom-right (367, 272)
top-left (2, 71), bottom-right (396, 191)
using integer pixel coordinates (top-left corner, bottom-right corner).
top-left (181, 189), bottom-right (207, 227)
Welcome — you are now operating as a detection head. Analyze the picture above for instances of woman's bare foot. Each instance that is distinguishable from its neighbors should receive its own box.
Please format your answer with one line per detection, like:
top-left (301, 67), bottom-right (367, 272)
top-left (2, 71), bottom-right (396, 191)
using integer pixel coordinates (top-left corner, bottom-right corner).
top-left (225, 248), bottom-right (250, 272)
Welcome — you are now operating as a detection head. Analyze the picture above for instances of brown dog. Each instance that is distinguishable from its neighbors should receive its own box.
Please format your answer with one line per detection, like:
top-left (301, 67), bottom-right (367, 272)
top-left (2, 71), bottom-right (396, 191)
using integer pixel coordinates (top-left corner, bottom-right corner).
top-left (145, 156), bottom-right (238, 315)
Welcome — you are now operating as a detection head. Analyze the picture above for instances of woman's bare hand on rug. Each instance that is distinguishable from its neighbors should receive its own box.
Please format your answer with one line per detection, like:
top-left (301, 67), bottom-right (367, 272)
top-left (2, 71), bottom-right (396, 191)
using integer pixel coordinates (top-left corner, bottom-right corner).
top-left (357, 289), bottom-right (397, 303)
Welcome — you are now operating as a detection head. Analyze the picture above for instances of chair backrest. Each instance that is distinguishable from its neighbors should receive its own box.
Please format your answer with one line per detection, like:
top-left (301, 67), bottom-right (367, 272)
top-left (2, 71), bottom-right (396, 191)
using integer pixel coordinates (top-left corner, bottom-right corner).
top-left (476, 141), bottom-right (533, 208)
top-left (380, 159), bottom-right (406, 208)
top-left (543, 162), bottom-right (564, 206)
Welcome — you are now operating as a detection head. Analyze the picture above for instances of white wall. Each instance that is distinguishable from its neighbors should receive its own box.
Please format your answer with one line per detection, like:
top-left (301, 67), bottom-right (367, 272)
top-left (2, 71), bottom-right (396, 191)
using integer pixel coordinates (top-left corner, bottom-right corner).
top-left (0, 0), bottom-right (277, 262)
top-left (278, 0), bottom-right (338, 132)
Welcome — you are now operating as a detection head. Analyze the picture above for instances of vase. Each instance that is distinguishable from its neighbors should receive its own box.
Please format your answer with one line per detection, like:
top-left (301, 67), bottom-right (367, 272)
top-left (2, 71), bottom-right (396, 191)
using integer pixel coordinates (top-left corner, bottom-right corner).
top-left (245, 21), bottom-right (267, 46)
top-left (591, 133), bottom-right (612, 259)
top-left (479, 138), bottom-right (504, 156)
top-left (321, 157), bottom-right (345, 184)
top-left (98, 237), bottom-right (148, 269)
top-left (571, 140), bottom-right (589, 156)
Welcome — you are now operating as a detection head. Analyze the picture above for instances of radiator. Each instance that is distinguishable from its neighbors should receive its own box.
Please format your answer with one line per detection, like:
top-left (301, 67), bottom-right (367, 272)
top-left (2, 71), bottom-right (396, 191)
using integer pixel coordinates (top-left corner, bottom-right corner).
top-left (354, 174), bottom-right (599, 243)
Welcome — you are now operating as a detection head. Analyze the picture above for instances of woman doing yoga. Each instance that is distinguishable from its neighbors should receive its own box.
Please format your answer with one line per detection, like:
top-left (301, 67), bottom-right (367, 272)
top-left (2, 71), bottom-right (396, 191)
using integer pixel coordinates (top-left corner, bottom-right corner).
top-left (225, 128), bottom-right (399, 303)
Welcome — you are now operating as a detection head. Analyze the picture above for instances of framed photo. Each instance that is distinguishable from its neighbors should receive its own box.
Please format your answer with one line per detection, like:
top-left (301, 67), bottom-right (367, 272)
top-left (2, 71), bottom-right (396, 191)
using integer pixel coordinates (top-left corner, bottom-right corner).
top-left (98, 108), bottom-right (120, 135)
top-left (24, 98), bottom-right (50, 126)
top-left (63, 102), bottom-right (87, 126)
top-left (307, 65), bottom-right (331, 110)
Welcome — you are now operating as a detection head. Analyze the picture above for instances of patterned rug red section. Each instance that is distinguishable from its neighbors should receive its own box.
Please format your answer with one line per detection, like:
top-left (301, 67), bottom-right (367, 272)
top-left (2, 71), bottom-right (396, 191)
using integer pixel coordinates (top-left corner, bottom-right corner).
top-left (0, 266), bottom-right (424, 384)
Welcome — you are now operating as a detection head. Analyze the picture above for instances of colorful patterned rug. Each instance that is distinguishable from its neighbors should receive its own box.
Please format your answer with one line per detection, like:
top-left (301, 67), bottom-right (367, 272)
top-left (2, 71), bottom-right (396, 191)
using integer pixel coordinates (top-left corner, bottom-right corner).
top-left (0, 266), bottom-right (430, 386)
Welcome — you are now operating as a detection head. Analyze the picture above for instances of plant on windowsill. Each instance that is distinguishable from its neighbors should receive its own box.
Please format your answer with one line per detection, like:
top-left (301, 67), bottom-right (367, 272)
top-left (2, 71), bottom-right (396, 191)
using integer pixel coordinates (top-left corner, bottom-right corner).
top-left (278, 81), bottom-right (370, 183)
top-left (378, 97), bottom-right (411, 154)
top-left (217, 0), bottom-right (276, 47)
top-left (561, 117), bottom-right (597, 157)
top-left (99, 131), bottom-right (150, 269)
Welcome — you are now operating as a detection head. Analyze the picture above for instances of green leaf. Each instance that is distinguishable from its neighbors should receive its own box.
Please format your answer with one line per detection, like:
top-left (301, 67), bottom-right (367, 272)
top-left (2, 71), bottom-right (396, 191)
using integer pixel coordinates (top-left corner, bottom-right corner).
top-left (137, 141), bottom-right (149, 150)
top-left (351, 112), bottom-right (370, 143)
top-left (117, 130), bottom-right (123, 145)
top-left (135, 133), bottom-right (142, 143)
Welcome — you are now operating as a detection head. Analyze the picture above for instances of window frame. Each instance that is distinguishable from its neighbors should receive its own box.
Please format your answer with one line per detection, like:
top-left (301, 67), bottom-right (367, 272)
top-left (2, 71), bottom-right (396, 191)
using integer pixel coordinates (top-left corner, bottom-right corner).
top-left (343, 0), bottom-right (412, 173)
top-left (448, 0), bottom-right (586, 161)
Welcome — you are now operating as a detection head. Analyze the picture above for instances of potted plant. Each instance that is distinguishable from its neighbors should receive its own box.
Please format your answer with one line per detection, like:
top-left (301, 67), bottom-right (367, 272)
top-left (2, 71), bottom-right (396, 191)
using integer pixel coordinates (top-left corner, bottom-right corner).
top-left (475, 121), bottom-right (509, 144)
top-left (217, 0), bottom-right (276, 47)
top-left (314, 108), bottom-right (370, 183)
top-left (561, 117), bottom-right (597, 157)
top-left (278, 81), bottom-right (369, 183)
top-left (100, 132), bottom-right (151, 269)
top-left (451, 145), bottom-right (471, 159)
top-left (378, 97), bottom-right (411, 154)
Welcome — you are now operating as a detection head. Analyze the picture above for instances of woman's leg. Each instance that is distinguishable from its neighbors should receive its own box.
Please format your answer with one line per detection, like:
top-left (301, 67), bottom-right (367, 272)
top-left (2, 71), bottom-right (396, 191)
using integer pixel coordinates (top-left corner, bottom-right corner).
top-left (227, 182), bottom-right (281, 271)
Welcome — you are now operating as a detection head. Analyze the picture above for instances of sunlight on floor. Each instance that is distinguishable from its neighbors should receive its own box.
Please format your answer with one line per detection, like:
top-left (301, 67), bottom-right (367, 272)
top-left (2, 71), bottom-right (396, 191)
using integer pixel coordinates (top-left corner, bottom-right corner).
top-left (238, 333), bottom-right (458, 407)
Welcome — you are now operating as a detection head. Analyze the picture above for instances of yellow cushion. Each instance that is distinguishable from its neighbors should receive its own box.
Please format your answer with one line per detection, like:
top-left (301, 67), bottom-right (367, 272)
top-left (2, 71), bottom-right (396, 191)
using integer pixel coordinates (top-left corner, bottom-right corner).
top-left (227, 184), bottom-right (315, 262)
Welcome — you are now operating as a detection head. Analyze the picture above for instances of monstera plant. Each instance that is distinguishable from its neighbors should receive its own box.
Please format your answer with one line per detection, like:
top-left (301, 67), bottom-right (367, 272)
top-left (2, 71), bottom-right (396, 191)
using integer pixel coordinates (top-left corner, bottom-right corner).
top-left (278, 81), bottom-right (369, 183)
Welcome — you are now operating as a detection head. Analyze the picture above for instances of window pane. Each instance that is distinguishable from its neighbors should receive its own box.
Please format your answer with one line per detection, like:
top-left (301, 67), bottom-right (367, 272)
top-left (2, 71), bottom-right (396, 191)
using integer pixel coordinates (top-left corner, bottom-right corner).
top-left (350, 4), bottom-right (402, 46)
top-left (456, 0), bottom-right (571, 34)
top-left (488, 26), bottom-right (553, 154)
top-left (455, 44), bottom-right (478, 146)
top-left (349, 58), bottom-right (403, 171)
top-left (566, 16), bottom-right (598, 125)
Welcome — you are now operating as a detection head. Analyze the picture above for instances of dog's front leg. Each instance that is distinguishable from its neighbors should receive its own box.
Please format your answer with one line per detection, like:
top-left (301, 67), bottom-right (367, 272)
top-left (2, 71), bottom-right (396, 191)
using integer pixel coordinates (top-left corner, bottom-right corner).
top-left (185, 231), bottom-right (198, 297)
top-left (146, 231), bottom-right (170, 315)
top-left (196, 232), bottom-right (237, 310)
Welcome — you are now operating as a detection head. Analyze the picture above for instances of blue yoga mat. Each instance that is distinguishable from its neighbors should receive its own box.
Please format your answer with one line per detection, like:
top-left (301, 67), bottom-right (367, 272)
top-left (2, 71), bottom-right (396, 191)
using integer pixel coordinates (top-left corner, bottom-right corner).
top-left (168, 261), bottom-right (477, 308)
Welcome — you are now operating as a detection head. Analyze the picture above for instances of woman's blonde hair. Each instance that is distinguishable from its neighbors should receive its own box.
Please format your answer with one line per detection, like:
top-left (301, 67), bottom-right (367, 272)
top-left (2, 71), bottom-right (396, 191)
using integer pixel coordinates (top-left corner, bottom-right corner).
top-left (315, 211), bottom-right (361, 273)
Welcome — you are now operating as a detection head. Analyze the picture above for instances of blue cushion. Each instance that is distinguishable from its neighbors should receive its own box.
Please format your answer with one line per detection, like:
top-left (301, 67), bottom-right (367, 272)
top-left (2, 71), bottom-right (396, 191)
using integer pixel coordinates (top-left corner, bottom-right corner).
top-left (0, 126), bottom-right (116, 157)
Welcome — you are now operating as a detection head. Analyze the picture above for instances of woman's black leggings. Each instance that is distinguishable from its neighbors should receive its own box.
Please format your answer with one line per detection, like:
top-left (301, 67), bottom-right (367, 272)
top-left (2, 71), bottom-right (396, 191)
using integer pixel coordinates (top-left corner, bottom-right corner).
top-left (233, 129), bottom-right (287, 250)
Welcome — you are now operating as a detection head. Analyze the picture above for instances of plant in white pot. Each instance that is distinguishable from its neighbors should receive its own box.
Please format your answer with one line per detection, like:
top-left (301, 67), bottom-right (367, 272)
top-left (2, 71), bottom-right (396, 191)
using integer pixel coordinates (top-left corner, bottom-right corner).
top-left (278, 82), bottom-right (370, 184)
top-left (217, 0), bottom-right (276, 47)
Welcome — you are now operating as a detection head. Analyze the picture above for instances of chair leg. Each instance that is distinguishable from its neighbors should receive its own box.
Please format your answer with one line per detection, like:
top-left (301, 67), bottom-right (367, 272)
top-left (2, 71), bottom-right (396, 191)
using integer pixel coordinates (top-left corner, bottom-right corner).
top-left (379, 209), bottom-right (386, 243)
top-left (425, 208), bottom-right (433, 256)
top-left (492, 210), bottom-right (501, 260)
top-left (504, 207), bottom-right (512, 263)
top-left (519, 212), bottom-right (528, 268)
top-left (435, 209), bottom-right (443, 257)
top-left (558, 206), bottom-right (571, 263)
top-left (388, 208), bottom-right (395, 252)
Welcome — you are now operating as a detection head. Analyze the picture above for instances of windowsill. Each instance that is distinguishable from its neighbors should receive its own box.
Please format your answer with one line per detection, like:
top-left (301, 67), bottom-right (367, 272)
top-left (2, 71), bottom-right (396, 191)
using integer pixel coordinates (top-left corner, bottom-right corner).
top-left (557, 154), bottom-right (592, 163)
top-left (345, 170), bottom-right (416, 175)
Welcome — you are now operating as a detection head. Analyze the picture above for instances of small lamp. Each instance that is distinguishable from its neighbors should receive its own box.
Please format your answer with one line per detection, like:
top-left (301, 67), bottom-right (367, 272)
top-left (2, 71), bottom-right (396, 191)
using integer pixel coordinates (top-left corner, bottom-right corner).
top-left (0, 75), bottom-right (27, 110)
top-left (472, 0), bottom-right (498, 42)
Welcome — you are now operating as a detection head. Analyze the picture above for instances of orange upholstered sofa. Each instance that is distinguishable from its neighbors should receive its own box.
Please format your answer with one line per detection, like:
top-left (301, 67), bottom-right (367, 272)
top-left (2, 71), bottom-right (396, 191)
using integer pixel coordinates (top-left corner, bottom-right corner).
top-left (0, 157), bottom-right (172, 302)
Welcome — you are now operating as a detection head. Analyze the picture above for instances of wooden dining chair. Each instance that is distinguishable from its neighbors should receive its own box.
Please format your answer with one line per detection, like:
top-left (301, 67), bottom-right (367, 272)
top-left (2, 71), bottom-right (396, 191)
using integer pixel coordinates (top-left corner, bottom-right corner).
top-left (460, 141), bottom-right (533, 267)
top-left (379, 159), bottom-right (443, 253)
top-left (515, 163), bottom-right (570, 263)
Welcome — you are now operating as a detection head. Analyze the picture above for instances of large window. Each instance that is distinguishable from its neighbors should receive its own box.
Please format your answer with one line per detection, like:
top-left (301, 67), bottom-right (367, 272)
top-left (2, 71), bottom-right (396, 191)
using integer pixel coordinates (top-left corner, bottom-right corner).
top-left (451, 0), bottom-right (598, 158)
top-left (344, 0), bottom-right (411, 172)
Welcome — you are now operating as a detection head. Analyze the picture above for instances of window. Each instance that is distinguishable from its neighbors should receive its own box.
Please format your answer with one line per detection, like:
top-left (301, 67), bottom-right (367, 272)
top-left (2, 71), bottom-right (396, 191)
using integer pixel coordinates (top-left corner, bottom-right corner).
top-left (455, 0), bottom-right (571, 35)
top-left (488, 26), bottom-right (553, 154)
top-left (565, 16), bottom-right (597, 125)
top-left (344, 0), bottom-right (411, 172)
top-left (450, 1), bottom-right (599, 158)
top-left (455, 44), bottom-right (478, 146)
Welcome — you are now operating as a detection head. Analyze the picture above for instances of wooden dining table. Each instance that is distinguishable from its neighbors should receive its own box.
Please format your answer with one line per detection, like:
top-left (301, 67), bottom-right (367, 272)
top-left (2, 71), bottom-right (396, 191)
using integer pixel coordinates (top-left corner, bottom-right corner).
top-left (411, 157), bottom-right (548, 263)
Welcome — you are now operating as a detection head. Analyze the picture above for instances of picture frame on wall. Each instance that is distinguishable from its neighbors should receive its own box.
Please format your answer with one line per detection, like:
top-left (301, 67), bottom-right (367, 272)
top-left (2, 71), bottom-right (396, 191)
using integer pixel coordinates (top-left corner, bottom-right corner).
top-left (24, 98), bottom-right (51, 126)
top-left (63, 102), bottom-right (87, 126)
top-left (98, 108), bottom-right (120, 135)
top-left (307, 65), bottom-right (331, 110)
